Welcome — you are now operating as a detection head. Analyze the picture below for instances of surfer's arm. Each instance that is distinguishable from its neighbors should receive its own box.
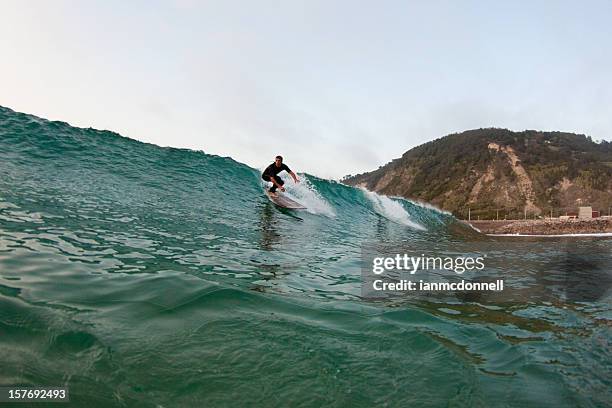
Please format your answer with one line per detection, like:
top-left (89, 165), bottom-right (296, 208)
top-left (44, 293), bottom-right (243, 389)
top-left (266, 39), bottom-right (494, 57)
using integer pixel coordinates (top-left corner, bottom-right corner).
top-left (289, 171), bottom-right (299, 183)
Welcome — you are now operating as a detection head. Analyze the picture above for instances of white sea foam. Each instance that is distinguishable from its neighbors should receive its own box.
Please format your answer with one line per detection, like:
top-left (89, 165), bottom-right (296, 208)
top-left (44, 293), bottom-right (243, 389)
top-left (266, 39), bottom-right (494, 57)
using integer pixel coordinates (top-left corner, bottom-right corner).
top-left (488, 233), bottom-right (612, 237)
top-left (401, 197), bottom-right (451, 215)
top-left (361, 188), bottom-right (425, 230)
top-left (284, 175), bottom-right (336, 217)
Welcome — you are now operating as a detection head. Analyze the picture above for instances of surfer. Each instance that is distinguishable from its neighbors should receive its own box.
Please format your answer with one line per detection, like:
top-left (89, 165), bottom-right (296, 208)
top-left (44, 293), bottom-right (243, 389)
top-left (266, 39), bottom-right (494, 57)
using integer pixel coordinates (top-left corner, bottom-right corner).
top-left (262, 155), bottom-right (299, 194)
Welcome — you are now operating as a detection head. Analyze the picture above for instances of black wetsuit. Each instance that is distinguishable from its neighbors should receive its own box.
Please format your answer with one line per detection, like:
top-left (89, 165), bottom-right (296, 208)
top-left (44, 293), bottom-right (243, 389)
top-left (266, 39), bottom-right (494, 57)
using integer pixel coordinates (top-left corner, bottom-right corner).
top-left (262, 163), bottom-right (291, 192)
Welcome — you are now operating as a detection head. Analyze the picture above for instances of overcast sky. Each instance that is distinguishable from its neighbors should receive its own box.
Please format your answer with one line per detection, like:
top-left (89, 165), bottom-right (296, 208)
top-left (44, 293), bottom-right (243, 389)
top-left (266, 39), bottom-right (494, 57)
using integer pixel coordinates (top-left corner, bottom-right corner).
top-left (1, 0), bottom-right (611, 178)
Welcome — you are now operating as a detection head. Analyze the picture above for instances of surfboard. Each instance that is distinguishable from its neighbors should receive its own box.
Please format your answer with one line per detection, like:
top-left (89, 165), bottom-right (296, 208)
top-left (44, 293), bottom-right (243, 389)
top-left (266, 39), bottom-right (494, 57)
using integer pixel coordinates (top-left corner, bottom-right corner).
top-left (267, 191), bottom-right (306, 210)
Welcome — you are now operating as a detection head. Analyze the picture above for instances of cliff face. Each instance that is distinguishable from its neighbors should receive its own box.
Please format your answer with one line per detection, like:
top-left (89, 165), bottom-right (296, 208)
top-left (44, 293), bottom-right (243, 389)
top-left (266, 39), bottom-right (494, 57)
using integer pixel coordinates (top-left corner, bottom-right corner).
top-left (343, 129), bottom-right (612, 218)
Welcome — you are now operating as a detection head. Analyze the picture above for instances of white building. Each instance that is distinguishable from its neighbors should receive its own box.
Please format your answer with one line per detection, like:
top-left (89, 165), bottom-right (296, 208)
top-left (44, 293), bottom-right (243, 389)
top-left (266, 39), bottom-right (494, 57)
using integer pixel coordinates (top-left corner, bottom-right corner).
top-left (578, 206), bottom-right (592, 219)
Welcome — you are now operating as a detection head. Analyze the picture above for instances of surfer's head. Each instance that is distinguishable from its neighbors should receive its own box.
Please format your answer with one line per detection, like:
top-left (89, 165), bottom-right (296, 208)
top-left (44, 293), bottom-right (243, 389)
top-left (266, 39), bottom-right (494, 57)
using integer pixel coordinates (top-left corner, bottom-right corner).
top-left (275, 155), bottom-right (283, 166)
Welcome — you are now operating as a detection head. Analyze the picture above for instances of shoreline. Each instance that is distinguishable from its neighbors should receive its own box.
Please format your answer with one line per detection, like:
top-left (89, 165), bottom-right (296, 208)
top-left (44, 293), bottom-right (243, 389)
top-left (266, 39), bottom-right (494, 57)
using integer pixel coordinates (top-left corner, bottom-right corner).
top-left (468, 217), bottom-right (612, 236)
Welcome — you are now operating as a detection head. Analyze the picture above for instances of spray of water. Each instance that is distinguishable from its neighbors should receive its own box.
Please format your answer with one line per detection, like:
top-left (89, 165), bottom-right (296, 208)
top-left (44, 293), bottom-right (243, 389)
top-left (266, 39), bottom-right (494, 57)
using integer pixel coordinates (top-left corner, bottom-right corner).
top-left (284, 175), bottom-right (336, 217)
top-left (361, 188), bottom-right (425, 230)
top-left (396, 196), bottom-right (451, 215)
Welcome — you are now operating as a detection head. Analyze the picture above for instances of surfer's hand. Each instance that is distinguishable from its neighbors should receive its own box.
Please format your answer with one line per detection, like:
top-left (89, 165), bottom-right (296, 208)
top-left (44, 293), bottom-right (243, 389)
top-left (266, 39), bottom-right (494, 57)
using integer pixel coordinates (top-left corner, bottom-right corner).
top-left (280, 187), bottom-right (286, 192)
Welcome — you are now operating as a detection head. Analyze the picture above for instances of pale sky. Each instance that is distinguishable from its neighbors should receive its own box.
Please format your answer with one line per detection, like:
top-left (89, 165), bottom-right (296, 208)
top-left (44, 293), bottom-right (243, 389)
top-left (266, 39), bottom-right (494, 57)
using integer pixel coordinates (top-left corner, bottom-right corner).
top-left (1, 0), bottom-right (611, 179)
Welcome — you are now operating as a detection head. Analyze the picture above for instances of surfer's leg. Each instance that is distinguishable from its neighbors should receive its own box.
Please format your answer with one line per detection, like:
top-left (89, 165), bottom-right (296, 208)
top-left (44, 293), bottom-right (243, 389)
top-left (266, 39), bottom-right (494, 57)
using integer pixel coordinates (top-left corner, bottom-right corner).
top-left (269, 175), bottom-right (284, 192)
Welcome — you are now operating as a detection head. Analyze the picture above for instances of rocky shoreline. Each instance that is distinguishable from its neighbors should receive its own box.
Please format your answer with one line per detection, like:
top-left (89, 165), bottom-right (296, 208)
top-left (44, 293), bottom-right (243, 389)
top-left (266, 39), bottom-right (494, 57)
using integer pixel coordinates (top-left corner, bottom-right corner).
top-left (468, 217), bottom-right (612, 235)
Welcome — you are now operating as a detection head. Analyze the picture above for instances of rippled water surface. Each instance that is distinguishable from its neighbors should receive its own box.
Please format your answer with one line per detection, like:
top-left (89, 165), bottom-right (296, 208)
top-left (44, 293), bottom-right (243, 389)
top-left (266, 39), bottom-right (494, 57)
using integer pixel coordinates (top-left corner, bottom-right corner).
top-left (1, 106), bottom-right (610, 407)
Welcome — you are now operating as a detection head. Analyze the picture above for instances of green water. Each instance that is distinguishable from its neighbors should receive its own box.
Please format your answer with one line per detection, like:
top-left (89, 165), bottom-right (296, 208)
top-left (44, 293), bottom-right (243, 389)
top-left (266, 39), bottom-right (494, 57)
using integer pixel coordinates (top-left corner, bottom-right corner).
top-left (0, 106), bottom-right (610, 407)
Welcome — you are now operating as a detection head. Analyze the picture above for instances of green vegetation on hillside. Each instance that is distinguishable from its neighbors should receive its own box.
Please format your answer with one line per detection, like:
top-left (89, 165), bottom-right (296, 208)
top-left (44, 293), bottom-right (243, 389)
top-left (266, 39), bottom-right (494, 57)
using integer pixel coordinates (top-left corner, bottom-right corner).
top-left (343, 129), bottom-right (612, 218)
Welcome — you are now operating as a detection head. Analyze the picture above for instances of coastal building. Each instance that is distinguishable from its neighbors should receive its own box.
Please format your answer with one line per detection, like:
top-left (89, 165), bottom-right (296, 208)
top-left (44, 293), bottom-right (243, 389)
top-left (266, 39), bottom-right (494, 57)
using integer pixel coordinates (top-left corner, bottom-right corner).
top-left (578, 206), bottom-right (593, 219)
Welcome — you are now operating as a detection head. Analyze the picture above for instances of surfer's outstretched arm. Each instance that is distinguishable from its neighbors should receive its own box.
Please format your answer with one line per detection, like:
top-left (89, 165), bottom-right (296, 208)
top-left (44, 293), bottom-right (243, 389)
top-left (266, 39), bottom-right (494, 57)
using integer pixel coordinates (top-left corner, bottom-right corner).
top-left (289, 171), bottom-right (299, 183)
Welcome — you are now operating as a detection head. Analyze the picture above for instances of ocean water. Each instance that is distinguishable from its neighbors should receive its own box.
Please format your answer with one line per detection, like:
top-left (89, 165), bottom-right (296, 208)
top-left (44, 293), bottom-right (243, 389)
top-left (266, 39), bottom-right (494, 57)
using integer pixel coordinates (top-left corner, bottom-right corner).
top-left (0, 106), bottom-right (610, 407)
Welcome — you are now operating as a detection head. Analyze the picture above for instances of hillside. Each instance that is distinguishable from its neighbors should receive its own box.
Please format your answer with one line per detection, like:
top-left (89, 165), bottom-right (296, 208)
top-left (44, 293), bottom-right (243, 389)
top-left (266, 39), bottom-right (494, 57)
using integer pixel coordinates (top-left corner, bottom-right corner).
top-left (343, 129), bottom-right (612, 219)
